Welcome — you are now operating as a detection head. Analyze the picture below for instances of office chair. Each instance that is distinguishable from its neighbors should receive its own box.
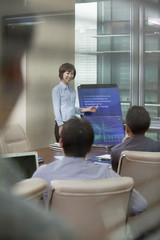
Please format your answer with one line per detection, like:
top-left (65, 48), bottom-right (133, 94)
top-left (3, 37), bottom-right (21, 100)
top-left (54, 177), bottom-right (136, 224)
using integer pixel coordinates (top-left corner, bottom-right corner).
top-left (117, 150), bottom-right (160, 206)
top-left (47, 177), bottom-right (134, 240)
top-left (117, 150), bottom-right (160, 239)
top-left (0, 123), bottom-right (31, 154)
top-left (0, 135), bottom-right (5, 155)
top-left (12, 178), bottom-right (48, 203)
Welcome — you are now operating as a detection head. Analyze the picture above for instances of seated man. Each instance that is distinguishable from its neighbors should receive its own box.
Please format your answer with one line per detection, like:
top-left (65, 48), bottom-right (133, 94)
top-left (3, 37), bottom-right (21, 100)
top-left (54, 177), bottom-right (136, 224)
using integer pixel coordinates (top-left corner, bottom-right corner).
top-left (111, 105), bottom-right (160, 172)
top-left (32, 116), bottom-right (147, 216)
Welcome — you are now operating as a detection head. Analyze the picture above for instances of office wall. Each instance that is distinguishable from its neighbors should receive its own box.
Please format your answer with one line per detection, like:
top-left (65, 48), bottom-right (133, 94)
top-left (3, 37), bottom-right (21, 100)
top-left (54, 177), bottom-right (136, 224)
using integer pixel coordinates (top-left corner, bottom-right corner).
top-left (26, 12), bottom-right (75, 149)
top-left (1, 0), bottom-right (75, 149)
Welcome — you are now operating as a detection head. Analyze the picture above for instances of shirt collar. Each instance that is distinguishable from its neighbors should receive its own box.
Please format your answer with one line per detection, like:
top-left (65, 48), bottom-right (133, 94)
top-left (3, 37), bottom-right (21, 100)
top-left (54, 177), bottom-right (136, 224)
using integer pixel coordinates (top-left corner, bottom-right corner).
top-left (62, 156), bottom-right (86, 162)
top-left (60, 81), bottom-right (69, 90)
top-left (132, 135), bottom-right (146, 139)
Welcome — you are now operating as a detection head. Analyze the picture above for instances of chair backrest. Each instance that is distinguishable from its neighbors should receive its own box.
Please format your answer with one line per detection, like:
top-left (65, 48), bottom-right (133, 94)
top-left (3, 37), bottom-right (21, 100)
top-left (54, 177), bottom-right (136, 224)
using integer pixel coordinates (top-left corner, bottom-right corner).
top-left (117, 150), bottom-right (160, 207)
top-left (47, 177), bottom-right (134, 240)
top-left (11, 178), bottom-right (48, 203)
top-left (0, 135), bottom-right (5, 155)
top-left (0, 123), bottom-right (31, 154)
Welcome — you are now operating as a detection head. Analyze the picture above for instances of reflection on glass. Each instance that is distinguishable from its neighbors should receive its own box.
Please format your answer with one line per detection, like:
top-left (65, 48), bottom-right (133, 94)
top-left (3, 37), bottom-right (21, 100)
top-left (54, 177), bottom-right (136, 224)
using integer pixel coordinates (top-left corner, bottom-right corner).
top-left (144, 10), bottom-right (160, 126)
top-left (75, 0), bottom-right (160, 139)
top-left (75, 0), bottom-right (131, 117)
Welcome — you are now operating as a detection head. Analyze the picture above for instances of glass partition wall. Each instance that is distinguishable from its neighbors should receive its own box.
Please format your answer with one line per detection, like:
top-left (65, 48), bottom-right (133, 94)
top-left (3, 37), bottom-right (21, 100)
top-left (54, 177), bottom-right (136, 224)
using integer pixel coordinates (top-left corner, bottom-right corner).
top-left (75, 0), bottom-right (160, 140)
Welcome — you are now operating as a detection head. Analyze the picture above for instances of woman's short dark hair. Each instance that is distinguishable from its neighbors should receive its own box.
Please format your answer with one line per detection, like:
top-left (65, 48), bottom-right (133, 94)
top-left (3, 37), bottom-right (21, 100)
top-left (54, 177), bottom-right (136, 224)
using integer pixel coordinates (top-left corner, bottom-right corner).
top-left (61, 117), bottom-right (94, 157)
top-left (126, 106), bottom-right (150, 135)
top-left (59, 63), bottom-right (76, 80)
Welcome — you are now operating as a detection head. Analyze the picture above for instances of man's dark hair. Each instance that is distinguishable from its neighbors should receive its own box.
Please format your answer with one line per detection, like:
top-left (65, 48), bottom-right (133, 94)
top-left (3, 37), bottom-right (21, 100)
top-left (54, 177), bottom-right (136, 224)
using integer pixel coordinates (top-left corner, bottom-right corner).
top-left (61, 117), bottom-right (94, 157)
top-left (59, 63), bottom-right (76, 80)
top-left (126, 106), bottom-right (150, 135)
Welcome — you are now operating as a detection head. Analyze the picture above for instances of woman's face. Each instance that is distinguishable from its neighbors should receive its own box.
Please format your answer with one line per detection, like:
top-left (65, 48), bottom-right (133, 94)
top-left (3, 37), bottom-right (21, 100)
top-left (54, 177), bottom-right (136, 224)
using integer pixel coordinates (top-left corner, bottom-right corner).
top-left (62, 70), bottom-right (74, 85)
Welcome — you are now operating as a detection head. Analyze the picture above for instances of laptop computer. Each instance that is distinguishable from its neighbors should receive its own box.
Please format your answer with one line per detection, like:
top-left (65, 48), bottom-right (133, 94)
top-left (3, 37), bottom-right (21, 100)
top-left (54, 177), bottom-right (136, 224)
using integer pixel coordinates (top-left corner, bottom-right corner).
top-left (0, 151), bottom-right (39, 180)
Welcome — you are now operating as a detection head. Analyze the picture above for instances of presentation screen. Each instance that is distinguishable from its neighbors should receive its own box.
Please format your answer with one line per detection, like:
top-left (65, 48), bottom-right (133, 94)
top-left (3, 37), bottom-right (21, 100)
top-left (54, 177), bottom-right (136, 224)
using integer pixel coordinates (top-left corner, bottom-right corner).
top-left (78, 84), bottom-right (124, 146)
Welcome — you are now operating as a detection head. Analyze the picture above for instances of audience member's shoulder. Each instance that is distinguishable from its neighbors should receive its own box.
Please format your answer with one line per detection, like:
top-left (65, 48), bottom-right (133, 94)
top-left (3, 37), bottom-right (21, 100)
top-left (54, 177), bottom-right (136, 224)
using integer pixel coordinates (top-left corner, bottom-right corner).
top-left (32, 160), bottom-right (57, 177)
top-left (111, 141), bottom-right (125, 151)
top-left (152, 139), bottom-right (160, 150)
top-left (147, 136), bottom-right (160, 147)
top-left (32, 163), bottom-right (47, 177)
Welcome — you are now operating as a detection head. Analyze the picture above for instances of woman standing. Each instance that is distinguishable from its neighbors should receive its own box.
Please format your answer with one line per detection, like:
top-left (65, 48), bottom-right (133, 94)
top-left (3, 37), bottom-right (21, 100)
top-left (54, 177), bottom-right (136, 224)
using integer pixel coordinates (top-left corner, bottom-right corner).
top-left (52, 63), bottom-right (97, 142)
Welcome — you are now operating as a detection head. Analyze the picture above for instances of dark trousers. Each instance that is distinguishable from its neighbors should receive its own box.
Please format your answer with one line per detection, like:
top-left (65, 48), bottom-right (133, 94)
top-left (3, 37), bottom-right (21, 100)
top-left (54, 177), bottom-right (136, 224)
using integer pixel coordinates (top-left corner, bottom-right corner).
top-left (54, 121), bottom-right (66, 142)
top-left (54, 121), bottom-right (60, 142)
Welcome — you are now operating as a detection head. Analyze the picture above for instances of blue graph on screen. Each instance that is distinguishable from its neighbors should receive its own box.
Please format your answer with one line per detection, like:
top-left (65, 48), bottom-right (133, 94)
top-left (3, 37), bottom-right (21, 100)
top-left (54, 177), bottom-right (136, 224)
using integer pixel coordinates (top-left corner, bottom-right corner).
top-left (78, 84), bottom-right (124, 146)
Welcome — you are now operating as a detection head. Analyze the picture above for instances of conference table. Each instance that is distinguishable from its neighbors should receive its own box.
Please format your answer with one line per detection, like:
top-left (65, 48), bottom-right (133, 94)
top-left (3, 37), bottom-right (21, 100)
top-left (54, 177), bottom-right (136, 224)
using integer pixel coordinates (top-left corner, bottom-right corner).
top-left (35, 146), bottom-right (110, 165)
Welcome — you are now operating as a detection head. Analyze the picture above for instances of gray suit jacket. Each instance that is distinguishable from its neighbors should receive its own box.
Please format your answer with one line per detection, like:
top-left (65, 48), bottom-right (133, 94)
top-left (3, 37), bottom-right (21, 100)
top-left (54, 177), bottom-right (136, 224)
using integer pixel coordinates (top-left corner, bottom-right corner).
top-left (111, 135), bottom-right (160, 172)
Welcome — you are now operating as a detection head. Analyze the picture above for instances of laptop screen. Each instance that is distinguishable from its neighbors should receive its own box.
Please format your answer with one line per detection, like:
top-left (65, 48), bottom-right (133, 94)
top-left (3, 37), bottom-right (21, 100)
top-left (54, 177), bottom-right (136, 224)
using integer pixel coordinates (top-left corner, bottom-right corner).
top-left (0, 152), bottom-right (39, 180)
top-left (78, 84), bottom-right (125, 147)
